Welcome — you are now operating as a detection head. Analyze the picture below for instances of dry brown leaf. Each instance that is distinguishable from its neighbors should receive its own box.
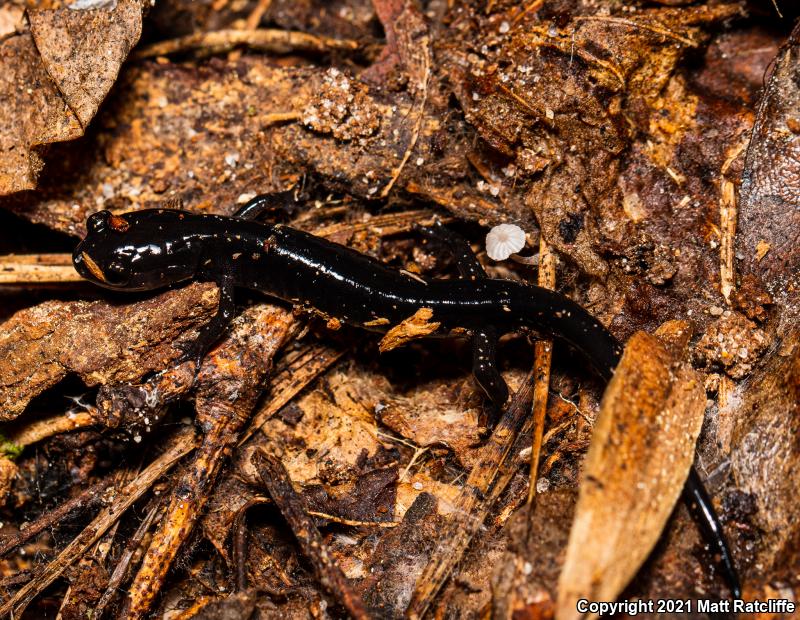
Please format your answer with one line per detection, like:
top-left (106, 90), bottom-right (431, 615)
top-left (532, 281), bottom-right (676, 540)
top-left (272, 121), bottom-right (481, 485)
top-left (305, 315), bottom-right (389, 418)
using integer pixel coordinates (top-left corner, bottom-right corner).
top-left (0, 1), bottom-right (145, 195)
top-left (261, 370), bottom-right (384, 485)
top-left (377, 382), bottom-right (482, 468)
top-left (29, 0), bottom-right (144, 128)
top-left (0, 34), bottom-right (82, 194)
top-left (556, 330), bottom-right (706, 619)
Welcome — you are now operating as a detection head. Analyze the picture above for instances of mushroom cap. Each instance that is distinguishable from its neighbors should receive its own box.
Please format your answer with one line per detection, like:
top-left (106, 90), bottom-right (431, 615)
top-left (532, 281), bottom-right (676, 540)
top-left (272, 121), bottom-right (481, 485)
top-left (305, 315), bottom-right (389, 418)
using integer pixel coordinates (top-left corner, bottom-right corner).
top-left (486, 223), bottom-right (526, 261)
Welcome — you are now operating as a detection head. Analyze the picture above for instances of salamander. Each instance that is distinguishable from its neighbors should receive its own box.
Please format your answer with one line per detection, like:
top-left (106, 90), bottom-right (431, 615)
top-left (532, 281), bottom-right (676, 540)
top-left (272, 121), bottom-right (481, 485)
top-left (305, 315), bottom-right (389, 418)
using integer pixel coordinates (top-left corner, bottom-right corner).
top-left (72, 194), bottom-right (740, 598)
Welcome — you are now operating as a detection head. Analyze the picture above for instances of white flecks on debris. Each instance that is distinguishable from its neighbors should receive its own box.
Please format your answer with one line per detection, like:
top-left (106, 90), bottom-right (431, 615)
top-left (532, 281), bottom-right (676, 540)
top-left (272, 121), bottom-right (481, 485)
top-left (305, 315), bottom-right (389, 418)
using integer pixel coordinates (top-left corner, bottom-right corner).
top-left (486, 223), bottom-right (526, 261)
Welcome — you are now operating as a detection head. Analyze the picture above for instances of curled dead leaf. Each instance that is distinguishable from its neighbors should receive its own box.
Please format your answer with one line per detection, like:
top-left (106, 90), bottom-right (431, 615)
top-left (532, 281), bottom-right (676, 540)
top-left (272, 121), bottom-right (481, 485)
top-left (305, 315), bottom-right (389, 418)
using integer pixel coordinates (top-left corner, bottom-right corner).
top-left (557, 330), bottom-right (706, 619)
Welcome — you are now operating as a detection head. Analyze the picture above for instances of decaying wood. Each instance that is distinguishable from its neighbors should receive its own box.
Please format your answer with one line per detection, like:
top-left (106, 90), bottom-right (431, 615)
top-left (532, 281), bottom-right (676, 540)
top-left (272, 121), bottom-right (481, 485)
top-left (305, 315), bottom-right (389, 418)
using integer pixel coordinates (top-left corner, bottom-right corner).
top-left (0, 428), bottom-right (197, 618)
top-left (0, 282), bottom-right (218, 421)
top-left (123, 306), bottom-right (294, 619)
top-left (378, 307), bottom-right (440, 353)
top-left (556, 327), bottom-right (706, 619)
top-left (251, 449), bottom-right (370, 620)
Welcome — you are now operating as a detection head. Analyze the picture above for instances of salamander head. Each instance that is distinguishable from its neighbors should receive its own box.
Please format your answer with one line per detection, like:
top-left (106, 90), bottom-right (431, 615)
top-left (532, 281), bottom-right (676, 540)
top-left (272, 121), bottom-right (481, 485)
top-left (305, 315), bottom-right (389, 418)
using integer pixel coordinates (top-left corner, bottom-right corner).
top-left (73, 209), bottom-right (199, 291)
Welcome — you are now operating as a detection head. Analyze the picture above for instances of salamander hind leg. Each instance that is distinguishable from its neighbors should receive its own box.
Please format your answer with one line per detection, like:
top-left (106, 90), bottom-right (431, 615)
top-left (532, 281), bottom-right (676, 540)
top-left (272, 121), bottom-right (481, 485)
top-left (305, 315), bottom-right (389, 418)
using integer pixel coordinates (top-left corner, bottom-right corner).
top-left (417, 224), bottom-right (508, 413)
top-left (417, 221), bottom-right (486, 281)
top-left (233, 189), bottom-right (304, 221)
top-left (472, 327), bottom-right (509, 415)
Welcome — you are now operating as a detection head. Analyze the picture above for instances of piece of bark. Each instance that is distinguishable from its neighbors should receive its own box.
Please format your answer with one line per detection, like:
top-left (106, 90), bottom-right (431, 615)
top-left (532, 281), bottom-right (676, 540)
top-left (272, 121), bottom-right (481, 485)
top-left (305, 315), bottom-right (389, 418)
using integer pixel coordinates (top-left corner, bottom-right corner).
top-left (251, 448), bottom-right (371, 620)
top-left (727, 328), bottom-right (800, 578)
top-left (378, 307), bottom-right (441, 352)
top-left (0, 281), bottom-right (218, 421)
top-left (556, 330), bottom-right (706, 620)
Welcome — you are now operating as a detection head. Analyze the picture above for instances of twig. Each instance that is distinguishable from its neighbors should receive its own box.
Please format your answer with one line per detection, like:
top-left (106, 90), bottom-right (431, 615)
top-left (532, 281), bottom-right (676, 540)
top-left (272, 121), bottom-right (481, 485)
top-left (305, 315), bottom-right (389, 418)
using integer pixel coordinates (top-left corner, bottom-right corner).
top-left (305, 511), bottom-right (400, 528)
top-left (314, 209), bottom-right (445, 240)
top-left (719, 139), bottom-right (748, 303)
top-left (228, 0), bottom-right (274, 62)
top-left (133, 28), bottom-right (359, 60)
top-left (0, 254), bottom-right (81, 284)
top-left (406, 367), bottom-right (539, 618)
top-left (527, 237), bottom-right (555, 504)
top-left (93, 500), bottom-right (163, 618)
top-left (511, 0), bottom-right (545, 26)
top-left (0, 478), bottom-right (112, 558)
top-left (251, 449), bottom-right (371, 620)
top-left (6, 411), bottom-right (95, 447)
top-left (0, 428), bottom-right (197, 618)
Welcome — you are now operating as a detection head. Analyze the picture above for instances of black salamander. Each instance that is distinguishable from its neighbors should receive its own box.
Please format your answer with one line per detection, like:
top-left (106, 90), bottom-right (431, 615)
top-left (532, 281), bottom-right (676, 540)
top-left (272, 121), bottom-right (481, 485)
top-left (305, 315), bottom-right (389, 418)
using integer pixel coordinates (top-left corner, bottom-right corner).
top-left (72, 196), bottom-right (740, 599)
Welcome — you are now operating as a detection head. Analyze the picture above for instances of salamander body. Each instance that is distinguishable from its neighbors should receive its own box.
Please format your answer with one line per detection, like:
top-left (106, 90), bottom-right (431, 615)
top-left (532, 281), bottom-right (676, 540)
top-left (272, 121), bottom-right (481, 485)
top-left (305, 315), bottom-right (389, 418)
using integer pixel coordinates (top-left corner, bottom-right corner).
top-left (73, 201), bottom-right (740, 598)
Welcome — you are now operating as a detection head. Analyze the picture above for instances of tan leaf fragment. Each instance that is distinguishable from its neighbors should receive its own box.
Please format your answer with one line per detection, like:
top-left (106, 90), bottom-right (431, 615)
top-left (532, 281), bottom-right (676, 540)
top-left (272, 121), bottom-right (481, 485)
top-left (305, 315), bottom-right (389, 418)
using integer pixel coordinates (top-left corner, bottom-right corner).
top-left (0, 34), bottom-right (82, 194)
top-left (28, 0), bottom-right (144, 128)
top-left (0, 0), bottom-right (144, 195)
top-left (557, 330), bottom-right (706, 620)
top-left (378, 307), bottom-right (440, 353)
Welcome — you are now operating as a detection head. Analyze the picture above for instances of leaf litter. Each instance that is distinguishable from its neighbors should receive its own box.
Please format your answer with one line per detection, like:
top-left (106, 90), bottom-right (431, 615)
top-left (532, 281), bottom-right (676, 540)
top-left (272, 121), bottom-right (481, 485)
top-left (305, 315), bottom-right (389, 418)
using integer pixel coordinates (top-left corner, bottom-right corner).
top-left (0, 0), bottom-right (798, 617)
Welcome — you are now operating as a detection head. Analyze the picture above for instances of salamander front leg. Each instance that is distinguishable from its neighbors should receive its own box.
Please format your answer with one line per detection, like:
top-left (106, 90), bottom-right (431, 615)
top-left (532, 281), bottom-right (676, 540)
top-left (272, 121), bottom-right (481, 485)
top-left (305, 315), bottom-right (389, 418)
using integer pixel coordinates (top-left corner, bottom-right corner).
top-left (233, 189), bottom-right (303, 221)
top-left (472, 327), bottom-right (509, 413)
top-left (176, 270), bottom-right (236, 369)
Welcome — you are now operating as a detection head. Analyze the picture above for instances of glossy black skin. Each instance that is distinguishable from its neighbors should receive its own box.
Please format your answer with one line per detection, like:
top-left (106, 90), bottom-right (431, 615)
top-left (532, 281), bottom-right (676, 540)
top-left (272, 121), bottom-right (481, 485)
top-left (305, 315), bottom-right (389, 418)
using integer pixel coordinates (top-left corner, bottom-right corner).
top-left (73, 199), bottom-right (740, 599)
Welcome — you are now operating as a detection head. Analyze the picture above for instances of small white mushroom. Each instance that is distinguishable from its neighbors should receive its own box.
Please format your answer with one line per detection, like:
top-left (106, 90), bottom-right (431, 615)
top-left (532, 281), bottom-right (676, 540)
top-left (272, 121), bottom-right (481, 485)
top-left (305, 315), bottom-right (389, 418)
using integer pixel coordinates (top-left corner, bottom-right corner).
top-left (486, 223), bottom-right (526, 261)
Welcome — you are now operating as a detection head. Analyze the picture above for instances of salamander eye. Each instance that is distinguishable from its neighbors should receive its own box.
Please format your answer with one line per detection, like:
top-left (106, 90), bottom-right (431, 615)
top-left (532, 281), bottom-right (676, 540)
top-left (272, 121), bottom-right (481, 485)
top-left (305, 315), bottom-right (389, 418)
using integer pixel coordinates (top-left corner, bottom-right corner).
top-left (87, 211), bottom-right (111, 234)
top-left (103, 261), bottom-right (129, 285)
